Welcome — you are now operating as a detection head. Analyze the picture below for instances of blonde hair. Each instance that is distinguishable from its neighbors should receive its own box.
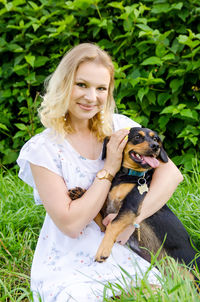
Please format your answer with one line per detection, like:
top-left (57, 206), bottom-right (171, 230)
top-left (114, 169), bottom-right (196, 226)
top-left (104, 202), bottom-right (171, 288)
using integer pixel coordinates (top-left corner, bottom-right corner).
top-left (39, 43), bottom-right (116, 141)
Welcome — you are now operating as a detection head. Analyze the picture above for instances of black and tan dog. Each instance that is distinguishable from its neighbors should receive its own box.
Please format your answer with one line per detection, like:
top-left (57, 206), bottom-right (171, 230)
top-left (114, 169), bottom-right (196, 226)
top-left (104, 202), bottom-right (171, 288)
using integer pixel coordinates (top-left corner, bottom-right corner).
top-left (69, 127), bottom-right (200, 274)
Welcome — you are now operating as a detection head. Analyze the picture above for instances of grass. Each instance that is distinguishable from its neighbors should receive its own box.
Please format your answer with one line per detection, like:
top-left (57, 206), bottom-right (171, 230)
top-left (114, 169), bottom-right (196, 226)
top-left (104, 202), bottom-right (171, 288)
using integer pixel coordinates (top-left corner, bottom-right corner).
top-left (0, 169), bottom-right (45, 301)
top-left (0, 167), bottom-right (200, 301)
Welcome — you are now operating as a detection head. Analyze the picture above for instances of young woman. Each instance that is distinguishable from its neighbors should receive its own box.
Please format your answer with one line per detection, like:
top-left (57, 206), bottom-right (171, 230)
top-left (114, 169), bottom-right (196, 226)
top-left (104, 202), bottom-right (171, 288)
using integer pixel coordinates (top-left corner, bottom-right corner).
top-left (17, 43), bottom-right (183, 301)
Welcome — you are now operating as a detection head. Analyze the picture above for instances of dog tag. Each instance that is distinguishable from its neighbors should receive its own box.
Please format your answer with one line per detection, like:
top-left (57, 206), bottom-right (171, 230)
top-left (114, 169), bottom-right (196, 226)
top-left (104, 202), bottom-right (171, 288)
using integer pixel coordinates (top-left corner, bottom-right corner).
top-left (138, 177), bottom-right (148, 195)
top-left (138, 183), bottom-right (148, 195)
top-left (134, 223), bottom-right (141, 241)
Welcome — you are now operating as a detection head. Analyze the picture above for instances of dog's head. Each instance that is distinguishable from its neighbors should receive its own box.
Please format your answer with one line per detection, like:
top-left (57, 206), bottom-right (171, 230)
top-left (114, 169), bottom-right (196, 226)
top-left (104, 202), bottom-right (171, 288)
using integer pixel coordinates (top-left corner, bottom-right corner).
top-left (123, 127), bottom-right (168, 171)
top-left (102, 127), bottom-right (168, 172)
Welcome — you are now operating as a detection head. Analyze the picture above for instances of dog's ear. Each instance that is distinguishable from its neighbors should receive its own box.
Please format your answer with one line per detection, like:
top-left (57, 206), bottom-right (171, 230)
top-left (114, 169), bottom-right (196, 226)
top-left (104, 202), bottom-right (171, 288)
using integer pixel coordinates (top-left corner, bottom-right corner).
top-left (159, 146), bottom-right (168, 163)
top-left (102, 137), bottom-right (110, 160)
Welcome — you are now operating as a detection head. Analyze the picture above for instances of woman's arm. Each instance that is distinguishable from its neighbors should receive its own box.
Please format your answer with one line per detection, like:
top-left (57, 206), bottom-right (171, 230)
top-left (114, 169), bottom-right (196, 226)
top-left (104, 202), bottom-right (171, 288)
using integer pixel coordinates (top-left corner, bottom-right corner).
top-left (105, 158), bottom-right (183, 244)
top-left (30, 129), bottom-right (129, 238)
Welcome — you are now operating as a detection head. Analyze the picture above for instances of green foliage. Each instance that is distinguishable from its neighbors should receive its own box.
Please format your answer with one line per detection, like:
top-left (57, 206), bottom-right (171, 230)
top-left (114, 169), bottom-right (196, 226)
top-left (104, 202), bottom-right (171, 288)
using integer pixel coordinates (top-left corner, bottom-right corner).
top-left (0, 0), bottom-right (200, 169)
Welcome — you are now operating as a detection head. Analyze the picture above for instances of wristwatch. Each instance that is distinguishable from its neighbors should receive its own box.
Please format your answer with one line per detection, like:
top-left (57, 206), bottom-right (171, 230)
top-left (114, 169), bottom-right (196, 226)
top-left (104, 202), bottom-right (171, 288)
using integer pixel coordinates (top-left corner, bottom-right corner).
top-left (96, 169), bottom-right (114, 182)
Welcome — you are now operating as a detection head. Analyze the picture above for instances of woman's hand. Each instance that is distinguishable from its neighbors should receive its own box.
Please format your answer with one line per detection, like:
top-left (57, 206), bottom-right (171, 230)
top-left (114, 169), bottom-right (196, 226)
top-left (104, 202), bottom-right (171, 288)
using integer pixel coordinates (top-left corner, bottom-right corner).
top-left (115, 225), bottom-right (135, 245)
top-left (103, 213), bottom-right (135, 245)
top-left (104, 129), bottom-right (129, 176)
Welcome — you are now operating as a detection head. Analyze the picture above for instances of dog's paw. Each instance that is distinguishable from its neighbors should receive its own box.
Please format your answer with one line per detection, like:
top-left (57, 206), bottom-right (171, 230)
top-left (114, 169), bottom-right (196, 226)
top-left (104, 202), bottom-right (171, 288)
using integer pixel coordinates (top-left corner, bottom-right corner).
top-left (68, 187), bottom-right (86, 200)
top-left (95, 245), bottom-right (112, 263)
top-left (99, 224), bottom-right (106, 232)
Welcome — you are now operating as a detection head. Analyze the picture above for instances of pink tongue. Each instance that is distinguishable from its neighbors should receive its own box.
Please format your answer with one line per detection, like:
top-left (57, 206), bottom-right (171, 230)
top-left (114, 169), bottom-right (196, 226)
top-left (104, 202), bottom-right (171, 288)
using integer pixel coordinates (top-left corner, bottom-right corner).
top-left (143, 156), bottom-right (159, 168)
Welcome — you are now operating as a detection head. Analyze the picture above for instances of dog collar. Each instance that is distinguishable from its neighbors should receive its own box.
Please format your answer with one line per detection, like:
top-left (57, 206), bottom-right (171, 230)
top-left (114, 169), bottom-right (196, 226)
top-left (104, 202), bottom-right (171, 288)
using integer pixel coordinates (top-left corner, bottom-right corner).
top-left (121, 167), bottom-right (146, 177)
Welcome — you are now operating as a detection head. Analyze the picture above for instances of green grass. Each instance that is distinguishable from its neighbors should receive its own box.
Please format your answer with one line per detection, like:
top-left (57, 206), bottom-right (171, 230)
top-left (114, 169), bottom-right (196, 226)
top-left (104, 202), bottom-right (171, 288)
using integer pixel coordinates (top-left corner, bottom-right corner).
top-left (0, 167), bottom-right (200, 301)
top-left (0, 169), bottom-right (45, 301)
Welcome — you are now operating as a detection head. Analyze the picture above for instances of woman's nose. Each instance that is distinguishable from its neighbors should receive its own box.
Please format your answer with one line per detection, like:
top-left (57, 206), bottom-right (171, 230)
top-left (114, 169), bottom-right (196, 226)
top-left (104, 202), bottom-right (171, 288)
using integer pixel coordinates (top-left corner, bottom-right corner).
top-left (84, 88), bottom-right (97, 101)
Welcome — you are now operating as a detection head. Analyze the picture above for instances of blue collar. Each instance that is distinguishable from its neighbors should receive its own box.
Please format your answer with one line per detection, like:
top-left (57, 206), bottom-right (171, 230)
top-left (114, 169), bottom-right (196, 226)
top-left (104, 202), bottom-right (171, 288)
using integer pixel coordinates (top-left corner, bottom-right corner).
top-left (122, 167), bottom-right (146, 177)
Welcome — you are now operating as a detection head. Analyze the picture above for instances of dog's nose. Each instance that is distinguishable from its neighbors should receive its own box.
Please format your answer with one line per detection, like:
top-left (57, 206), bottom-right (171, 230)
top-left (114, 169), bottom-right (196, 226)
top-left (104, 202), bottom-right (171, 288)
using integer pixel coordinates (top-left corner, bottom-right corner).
top-left (150, 143), bottom-right (159, 152)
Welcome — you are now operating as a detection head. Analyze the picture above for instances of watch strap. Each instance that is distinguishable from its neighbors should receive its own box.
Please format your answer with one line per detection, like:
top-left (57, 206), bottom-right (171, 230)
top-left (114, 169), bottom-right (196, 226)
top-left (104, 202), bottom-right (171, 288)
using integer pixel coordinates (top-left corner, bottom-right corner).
top-left (103, 171), bottom-right (113, 182)
top-left (96, 169), bottom-right (114, 182)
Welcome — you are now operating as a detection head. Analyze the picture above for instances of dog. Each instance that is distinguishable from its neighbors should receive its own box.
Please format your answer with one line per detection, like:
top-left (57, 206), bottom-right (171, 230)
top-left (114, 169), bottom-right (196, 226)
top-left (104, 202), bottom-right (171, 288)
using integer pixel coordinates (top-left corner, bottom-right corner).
top-left (69, 127), bottom-right (200, 275)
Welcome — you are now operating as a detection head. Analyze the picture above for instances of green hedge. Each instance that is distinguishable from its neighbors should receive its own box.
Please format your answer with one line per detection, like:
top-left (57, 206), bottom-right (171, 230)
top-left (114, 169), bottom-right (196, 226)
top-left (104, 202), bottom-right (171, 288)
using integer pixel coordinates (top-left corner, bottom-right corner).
top-left (0, 0), bottom-right (200, 169)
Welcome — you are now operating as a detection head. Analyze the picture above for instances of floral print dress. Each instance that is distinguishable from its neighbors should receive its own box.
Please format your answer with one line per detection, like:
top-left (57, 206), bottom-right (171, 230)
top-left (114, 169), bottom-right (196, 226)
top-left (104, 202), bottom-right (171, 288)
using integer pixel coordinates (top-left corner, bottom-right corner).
top-left (17, 114), bottom-right (161, 302)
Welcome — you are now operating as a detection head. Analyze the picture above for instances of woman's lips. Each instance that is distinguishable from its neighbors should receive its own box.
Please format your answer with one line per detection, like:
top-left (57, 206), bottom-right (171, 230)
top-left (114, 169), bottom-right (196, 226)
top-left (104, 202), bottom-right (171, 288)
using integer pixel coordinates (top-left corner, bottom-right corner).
top-left (78, 103), bottom-right (96, 111)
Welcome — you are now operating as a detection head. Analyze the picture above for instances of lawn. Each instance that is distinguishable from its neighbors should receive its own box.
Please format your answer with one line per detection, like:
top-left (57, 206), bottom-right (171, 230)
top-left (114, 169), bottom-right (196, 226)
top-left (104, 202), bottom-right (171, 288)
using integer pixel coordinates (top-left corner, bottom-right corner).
top-left (0, 167), bottom-right (200, 301)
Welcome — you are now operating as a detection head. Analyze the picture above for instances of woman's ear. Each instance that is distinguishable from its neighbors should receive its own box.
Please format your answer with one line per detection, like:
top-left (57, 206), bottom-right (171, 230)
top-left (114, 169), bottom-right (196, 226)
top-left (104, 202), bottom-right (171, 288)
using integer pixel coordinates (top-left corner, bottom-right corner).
top-left (102, 137), bottom-right (110, 160)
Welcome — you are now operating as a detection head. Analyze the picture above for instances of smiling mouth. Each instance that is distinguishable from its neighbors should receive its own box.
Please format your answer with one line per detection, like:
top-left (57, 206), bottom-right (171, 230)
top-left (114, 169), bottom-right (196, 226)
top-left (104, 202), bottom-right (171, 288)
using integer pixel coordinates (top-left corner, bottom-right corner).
top-left (78, 103), bottom-right (96, 111)
top-left (129, 150), bottom-right (160, 168)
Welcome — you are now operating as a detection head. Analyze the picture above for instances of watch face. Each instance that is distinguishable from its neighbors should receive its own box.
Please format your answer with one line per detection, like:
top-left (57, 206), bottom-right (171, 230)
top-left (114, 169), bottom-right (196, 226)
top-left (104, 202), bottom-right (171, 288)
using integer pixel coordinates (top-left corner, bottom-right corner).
top-left (98, 169), bottom-right (106, 178)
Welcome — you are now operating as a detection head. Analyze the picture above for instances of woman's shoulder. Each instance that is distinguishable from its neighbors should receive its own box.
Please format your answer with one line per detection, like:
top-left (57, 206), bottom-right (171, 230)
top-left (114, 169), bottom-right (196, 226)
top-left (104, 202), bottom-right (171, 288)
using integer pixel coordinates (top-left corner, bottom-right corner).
top-left (17, 128), bottom-right (63, 167)
top-left (112, 113), bottom-right (141, 131)
top-left (17, 128), bottom-right (63, 188)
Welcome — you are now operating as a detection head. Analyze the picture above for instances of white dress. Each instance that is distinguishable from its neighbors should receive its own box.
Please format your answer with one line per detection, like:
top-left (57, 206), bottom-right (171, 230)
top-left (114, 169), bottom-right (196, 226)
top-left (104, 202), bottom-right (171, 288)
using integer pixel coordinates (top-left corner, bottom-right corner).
top-left (17, 114), bottom-right (161, 302)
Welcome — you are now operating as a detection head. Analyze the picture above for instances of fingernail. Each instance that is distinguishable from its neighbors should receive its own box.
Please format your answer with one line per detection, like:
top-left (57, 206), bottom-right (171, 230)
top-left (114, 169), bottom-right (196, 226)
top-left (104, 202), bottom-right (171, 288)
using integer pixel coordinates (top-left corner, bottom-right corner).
top-left (124, 135), bottom-right (128, 141)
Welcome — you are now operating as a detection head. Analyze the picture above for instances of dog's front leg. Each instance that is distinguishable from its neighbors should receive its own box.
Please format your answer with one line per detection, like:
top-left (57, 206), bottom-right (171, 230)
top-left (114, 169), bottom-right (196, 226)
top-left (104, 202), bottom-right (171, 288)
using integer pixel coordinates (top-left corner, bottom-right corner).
top-left (95, 211), bottom-right (136, 262)
top-left (106, 183), bottom-right (135, 214)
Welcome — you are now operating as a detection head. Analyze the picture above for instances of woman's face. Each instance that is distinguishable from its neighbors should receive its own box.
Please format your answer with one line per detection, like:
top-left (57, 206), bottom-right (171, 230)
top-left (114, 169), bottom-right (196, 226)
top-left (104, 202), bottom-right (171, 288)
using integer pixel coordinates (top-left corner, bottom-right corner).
top-left (68, 61), bottom-right (111, 124)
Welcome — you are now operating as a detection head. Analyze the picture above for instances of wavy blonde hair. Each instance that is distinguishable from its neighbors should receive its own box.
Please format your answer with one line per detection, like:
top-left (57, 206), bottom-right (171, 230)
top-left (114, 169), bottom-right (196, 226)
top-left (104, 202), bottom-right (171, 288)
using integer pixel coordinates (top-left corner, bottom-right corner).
top-left (39, 43), bottom-right (116, 141)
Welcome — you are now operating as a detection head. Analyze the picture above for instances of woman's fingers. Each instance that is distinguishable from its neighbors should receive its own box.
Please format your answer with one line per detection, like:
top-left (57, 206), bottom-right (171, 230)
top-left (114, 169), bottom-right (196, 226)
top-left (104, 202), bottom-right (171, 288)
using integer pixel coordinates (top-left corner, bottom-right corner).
top-left (103, 214), bottom-right (135, 245)
top-left (106, 129), bottom-right (129, 158)
top-left (108, 129), bottom-right (129, 150)
top-left (102, 213), bottom-right (117, 226)
top-left (104, 129), bottom-right (129, 175)
top-left (116, 225), bottom-right (135, 245)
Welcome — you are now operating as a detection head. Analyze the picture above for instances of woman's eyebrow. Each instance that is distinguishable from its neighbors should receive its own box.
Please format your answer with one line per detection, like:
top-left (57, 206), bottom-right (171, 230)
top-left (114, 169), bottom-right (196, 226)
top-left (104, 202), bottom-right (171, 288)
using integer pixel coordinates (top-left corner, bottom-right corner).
top-left (75, 77), bottom-right (86, 82)
top-left (75, 77), bottom-right (109, 86)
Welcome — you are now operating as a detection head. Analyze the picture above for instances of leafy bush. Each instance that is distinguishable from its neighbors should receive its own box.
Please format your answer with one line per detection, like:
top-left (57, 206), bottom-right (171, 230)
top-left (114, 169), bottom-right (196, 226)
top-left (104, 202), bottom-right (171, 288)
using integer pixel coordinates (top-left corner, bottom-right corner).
top-left (0, 0), bottom-right (200, 169)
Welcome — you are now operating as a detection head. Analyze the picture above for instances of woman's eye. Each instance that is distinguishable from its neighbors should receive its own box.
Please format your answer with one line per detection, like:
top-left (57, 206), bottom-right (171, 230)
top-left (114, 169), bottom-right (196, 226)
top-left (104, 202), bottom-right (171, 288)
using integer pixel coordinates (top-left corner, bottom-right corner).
top-left (76, 82), bottom-right (86, 88)
top-left (97, 87), bottom-right (107, 91)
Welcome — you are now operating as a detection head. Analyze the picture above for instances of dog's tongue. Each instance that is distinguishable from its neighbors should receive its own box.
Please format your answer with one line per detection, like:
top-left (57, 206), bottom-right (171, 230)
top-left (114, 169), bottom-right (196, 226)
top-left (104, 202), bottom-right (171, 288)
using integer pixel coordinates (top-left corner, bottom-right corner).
top-left (143, 156), bottom-right (159, 168)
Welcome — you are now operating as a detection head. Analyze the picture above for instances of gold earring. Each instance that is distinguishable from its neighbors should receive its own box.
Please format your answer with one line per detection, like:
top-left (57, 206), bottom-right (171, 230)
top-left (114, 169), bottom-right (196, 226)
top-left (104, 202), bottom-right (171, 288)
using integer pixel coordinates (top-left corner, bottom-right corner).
top-left (63, 113), bottom-right (67, 121)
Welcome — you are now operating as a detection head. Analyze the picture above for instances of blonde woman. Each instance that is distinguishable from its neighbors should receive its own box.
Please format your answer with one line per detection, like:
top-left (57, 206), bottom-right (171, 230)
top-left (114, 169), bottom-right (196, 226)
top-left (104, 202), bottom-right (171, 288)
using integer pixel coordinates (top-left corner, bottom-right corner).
top-left (17, 43), bottom-right (183, 301)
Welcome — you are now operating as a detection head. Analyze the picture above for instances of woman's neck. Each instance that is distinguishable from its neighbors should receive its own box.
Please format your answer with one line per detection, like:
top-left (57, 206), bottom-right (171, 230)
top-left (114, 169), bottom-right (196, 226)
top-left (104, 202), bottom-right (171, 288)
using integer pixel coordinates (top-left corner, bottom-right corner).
top-left (69, 116), bottom-right (90, 134)
top-left (66, 128), bottom-right (102, 161)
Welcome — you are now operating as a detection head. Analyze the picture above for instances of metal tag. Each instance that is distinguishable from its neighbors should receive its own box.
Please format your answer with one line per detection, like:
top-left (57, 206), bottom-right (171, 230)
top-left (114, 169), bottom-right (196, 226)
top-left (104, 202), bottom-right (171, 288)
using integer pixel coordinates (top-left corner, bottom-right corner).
top-left (138, 183), bottom-right (149, 195)
top-left (138, 176), bottom-right (148, 195)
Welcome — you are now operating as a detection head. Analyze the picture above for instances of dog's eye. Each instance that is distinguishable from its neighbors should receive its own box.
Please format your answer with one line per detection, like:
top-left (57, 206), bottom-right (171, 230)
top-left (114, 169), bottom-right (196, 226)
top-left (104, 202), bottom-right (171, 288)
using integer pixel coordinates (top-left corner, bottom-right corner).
top-left (153, 136), bottom-right (159, 142)
top-left (134, 135), bottom-right (141, 140)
